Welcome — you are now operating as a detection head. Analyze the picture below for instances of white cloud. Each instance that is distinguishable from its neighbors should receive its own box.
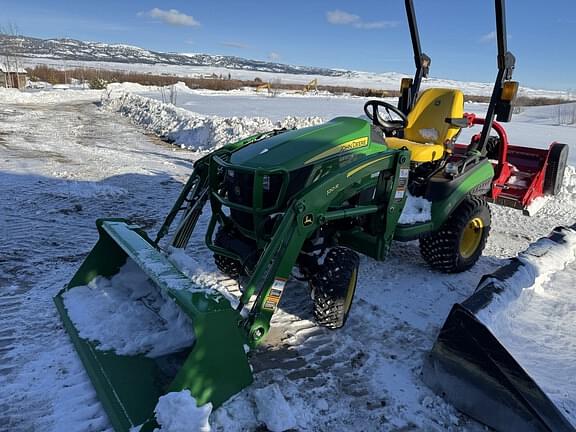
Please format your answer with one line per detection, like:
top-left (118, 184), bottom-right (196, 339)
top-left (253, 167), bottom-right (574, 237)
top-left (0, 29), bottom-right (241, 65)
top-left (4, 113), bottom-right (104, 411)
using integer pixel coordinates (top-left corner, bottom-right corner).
top-left (479, 31), bottom-right (512, 44)
top-left (479, 31), bottom-right (496, 43)
top-left (327, 10), bottom-right (358, 25)
top-left (220, 41), bottom-right (249, 49)
top-left (141, 8), bottom-right (200, 27)
top-left (326, 10), bottom-right (397, 30)
top-left (268, 52), bottom-right (280, 61)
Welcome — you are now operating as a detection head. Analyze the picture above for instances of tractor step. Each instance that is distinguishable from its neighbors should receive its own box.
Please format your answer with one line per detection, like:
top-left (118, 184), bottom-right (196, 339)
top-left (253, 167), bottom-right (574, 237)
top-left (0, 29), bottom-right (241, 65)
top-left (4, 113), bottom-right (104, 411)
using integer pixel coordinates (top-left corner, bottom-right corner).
top-left (54, 219), bottom-right (253, 432)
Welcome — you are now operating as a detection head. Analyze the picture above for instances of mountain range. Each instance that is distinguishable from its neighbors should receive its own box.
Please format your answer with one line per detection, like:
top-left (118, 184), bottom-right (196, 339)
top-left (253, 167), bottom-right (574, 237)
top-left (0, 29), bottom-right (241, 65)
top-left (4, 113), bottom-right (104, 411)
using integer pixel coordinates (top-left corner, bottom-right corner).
top-left (0, 34), bottom-right (347, 77)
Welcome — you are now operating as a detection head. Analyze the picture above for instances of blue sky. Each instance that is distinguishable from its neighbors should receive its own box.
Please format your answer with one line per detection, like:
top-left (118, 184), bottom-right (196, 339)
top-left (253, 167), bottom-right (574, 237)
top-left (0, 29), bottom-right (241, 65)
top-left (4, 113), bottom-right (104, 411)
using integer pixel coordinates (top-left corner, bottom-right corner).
top-left (2, 0), bottom-right (575, 90)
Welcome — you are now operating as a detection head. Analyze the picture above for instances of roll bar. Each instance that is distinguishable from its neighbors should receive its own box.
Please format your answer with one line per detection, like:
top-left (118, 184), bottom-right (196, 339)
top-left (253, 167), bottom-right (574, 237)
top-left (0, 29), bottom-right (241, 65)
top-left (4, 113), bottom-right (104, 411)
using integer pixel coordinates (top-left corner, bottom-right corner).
top-left (399, 0), bottom-right (517, 156)
top-left (398, 0), bottom-right (431, 113)
top-left (470, 0), bottom-right (516, 155)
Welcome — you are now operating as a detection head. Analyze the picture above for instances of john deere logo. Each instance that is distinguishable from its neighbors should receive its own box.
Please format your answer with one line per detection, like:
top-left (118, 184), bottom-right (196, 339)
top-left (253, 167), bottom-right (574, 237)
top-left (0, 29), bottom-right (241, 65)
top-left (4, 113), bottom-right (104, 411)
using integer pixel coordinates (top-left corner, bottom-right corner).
top-left (304, 137), bottom-right (369, 164)
top-left (303, 214), bottom-right (314, 226)
top-left (340, 137), bottom-right (369, 151)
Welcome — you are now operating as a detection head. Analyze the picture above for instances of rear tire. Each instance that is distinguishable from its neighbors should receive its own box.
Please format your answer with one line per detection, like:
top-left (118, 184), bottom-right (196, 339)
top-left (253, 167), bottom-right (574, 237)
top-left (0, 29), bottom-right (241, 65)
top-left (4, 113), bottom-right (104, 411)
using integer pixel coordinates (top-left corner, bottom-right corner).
top-left (544, 143), bottom-right (568, 195)
top-left (419, 196), bottom-right (491, 273)
top-left (310, 247), bottom-right (360, 329)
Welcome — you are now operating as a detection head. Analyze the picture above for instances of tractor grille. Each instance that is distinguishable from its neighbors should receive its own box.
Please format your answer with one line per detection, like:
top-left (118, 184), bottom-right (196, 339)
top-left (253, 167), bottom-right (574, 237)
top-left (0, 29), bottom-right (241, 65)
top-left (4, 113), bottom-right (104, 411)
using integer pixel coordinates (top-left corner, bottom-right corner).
top-left (224, 166), bottom-right (312, 232)
top-left (224, 169), bottom-right (252, 207)
top-left (223, 170), bottom-right (284, 209)
top-left (224, 170), bottom-right (282, 230)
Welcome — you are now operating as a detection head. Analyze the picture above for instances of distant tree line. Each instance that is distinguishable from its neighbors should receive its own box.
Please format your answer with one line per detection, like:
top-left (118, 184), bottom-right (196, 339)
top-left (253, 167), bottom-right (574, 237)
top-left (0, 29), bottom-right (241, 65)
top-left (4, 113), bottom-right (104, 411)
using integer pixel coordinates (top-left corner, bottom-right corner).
top-left (25, 64), bottom-right (573, 107)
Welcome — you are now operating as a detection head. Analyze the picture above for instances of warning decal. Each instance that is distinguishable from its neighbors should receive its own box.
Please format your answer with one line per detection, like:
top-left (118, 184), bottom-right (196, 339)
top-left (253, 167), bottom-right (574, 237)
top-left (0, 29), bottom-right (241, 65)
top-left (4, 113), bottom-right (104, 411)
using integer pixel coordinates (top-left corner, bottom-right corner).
top-left (263, 278), bottom-right (287, 311)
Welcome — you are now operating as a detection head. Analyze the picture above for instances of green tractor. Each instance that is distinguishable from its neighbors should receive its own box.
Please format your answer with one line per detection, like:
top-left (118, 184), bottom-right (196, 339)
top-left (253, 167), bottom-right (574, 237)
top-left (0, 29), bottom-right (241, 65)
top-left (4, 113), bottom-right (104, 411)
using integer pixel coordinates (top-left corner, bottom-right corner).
top-left (55, 0), bottom-right (568, 430)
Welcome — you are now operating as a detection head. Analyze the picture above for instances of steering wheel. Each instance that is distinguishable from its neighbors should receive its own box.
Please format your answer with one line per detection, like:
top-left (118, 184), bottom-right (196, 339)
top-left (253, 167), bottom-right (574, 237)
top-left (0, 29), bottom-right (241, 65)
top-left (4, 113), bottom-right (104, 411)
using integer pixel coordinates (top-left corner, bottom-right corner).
top-left (363, 100), bottom-right (408, 133)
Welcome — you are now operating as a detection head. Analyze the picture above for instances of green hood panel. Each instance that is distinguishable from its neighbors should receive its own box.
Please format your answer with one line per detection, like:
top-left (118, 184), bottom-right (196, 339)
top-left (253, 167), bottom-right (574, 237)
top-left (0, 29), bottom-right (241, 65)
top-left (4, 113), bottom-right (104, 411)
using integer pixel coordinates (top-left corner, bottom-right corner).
top-left (230, 117), bottom-right (378, 169)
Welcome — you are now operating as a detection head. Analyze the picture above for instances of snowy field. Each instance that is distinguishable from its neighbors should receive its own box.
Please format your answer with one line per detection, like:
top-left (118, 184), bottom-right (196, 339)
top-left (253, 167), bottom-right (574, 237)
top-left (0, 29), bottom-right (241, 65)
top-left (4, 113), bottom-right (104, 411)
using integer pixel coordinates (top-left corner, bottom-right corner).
top-left (22, 56), bottom-right (571, 100)
top-left (1, 86), bottom-right (576, 431)
top-left (107, 82), bottom-right (576, 166)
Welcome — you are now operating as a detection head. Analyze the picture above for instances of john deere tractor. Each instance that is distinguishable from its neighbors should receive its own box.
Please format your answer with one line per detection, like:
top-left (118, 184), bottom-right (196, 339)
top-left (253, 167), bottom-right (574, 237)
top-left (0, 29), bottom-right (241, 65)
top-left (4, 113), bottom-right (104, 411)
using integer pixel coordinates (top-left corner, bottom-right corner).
top-left (55, 0), bottom-right (568, 430)
top-left (193, 84), bottom-right (492, 331)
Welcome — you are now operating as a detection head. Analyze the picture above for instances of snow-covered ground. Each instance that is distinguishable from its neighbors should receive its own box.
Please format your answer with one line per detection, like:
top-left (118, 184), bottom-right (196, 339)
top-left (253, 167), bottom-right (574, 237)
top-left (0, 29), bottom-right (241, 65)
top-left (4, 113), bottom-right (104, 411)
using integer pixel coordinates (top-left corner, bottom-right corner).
top-left (0, 87), bottom-right (101, 104)
top-left (1, 87), bottom-right (575, 431)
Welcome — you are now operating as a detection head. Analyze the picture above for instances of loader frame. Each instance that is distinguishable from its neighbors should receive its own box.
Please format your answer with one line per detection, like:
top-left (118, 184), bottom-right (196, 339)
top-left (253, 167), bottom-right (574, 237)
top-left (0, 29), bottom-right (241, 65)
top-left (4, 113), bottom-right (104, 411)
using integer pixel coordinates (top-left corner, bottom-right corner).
top-left (157, 141), bottom-right (414, 346)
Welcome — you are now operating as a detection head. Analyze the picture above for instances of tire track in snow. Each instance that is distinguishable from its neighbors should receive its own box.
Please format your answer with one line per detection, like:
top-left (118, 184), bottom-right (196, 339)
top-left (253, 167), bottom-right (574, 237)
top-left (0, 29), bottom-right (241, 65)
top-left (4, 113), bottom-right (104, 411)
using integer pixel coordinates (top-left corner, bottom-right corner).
top-left (0, 100), bottom-right (194, 432)
top-left (0, 279), bottom-right (111, 432)
top-left (215, 242), bottom-right (501, 431)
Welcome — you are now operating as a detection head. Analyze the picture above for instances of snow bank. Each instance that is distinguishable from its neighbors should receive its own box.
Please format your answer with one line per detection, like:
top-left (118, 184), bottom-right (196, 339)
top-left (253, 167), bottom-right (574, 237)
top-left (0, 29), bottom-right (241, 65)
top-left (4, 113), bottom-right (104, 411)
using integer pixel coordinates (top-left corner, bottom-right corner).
top-left (476, 227), bottom-right (576, 425)
top-left (398, 192), bottom-right (432, 224)
top-left (560, 165), bottom-right (576, 197)
top-left (0, 87), bottom-right (101, 104)
top-left (153, 390), bottom-right (212, 432)
top-left (102, 91), bottom-right (323, 151)
top-left (254, 384), bottom-right (297, 432)
top-left (62, 259), bottom-right (195, 357)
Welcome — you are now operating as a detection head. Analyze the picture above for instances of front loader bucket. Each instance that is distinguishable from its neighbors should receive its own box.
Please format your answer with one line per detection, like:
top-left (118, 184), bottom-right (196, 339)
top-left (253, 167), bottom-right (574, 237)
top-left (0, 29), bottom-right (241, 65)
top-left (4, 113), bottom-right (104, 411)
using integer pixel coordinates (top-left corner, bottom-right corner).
top-left (423, 225), bottom-right (576, 432)
top-left (54, 219), bottom-right (252, 431)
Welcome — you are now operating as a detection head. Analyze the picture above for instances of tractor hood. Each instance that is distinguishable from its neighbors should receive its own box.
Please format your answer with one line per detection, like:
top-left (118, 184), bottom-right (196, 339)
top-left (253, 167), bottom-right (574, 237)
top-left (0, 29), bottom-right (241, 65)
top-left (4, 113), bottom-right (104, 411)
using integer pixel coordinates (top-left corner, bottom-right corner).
top-left (230, 117), bottom-right (380, 170)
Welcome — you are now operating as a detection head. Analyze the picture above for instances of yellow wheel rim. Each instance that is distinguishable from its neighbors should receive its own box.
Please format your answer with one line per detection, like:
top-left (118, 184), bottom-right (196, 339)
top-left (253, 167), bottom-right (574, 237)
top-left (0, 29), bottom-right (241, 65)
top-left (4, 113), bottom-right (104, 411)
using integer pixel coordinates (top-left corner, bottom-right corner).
top-left (460, 217), bottom-right (484, 259)
top-left (343, 268), bottom-right (358, 314)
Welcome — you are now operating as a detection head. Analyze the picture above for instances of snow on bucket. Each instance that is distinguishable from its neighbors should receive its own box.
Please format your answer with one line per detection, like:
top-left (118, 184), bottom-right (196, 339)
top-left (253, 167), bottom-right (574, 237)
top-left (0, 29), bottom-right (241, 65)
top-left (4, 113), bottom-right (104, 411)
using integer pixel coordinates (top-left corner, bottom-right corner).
top-left (424, 224), bottom-right (576, 432)
top-left (54, 218), bottom-right (252, 432)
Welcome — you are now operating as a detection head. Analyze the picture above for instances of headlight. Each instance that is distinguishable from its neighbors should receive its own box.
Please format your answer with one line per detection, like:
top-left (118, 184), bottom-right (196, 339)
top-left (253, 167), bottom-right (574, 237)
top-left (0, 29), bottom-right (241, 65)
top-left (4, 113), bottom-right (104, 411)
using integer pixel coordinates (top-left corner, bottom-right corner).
top-left (263, 175), bottom-right (271, 191)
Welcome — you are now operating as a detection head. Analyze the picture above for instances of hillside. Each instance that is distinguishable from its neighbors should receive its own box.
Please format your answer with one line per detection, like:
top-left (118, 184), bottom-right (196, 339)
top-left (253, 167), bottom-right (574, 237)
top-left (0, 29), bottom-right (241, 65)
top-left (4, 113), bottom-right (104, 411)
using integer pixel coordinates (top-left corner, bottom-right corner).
top-left (0, 34), bottom-right (346, 77)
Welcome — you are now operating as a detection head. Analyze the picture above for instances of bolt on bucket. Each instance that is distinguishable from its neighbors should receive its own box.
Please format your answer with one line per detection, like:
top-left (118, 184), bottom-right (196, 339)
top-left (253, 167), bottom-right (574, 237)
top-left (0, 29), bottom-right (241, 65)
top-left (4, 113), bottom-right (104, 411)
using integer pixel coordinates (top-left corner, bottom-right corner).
top-left (54, 219), bottom-right (253, 431)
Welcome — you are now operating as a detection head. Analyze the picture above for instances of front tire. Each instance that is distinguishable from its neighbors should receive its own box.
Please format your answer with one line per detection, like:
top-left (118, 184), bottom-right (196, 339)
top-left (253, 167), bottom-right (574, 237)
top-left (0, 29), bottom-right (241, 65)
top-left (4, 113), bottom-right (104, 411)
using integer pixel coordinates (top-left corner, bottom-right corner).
top-left (310, 247), bottom-right (360, 329)
top-left (419, 196), bottom-right (491, 273)
top-left (213, 228), bottom-right (242, 279)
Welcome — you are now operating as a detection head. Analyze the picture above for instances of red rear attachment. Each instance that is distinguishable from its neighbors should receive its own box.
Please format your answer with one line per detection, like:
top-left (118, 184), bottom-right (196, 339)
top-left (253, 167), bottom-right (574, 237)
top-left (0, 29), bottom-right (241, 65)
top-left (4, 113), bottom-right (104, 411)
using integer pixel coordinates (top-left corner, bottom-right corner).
top-left (455, 117), bottom-right (568, 215)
